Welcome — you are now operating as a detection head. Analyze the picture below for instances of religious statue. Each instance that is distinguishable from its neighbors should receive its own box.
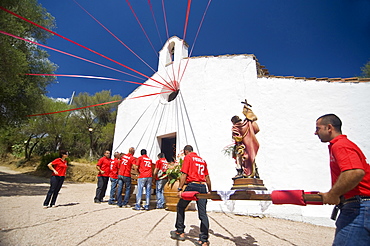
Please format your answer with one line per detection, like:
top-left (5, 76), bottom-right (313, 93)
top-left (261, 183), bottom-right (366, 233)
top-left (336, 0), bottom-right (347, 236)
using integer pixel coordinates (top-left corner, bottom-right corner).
top-left (231, 99), bottom-right (260, 179)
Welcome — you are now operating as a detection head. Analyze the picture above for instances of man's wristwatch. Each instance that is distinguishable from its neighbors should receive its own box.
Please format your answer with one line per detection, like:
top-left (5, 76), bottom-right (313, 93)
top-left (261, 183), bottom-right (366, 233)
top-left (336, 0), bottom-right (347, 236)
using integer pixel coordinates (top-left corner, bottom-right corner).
top-left (177, 188), bottom-right (183, 192)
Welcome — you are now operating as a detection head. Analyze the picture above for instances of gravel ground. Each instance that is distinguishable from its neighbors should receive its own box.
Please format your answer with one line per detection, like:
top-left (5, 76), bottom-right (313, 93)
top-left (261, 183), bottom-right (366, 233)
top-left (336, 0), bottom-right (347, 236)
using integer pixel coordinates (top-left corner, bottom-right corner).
top-left (0, 165), bottom-right (335, 246)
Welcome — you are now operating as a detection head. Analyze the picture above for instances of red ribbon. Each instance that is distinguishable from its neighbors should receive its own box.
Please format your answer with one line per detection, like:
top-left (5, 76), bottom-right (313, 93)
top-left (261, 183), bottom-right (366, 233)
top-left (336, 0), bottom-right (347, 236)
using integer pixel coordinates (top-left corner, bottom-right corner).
top-left (27, 100), bottom-right (122, 117)
top-left (183, 0), bottom-right (192, 41)
top-left (25, 74), bottom-right (161, 89)
top-left (0, 6), bottom-right (175, 91)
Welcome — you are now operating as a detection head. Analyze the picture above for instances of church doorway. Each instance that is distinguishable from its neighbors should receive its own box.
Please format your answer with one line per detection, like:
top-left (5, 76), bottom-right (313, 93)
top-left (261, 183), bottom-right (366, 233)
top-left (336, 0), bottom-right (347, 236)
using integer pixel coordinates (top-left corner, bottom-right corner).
top-left (158, 133), bottom-right (176, 162)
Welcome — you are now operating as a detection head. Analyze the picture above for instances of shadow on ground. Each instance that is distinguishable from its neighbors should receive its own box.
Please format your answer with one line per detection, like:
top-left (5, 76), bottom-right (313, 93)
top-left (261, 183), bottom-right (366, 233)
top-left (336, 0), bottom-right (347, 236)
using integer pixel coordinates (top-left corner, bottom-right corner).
top-left (0, 171), bottom-right (50, 197)
top-left (188, 225), bottom-right (258, 246)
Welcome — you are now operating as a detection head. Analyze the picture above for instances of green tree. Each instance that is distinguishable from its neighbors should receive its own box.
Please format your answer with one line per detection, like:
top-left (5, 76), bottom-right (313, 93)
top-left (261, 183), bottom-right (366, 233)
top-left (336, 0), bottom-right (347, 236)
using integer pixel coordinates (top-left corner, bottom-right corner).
top-left (360, 61), bottom-right (370, 78)
top-left (0, 0), bottom-right (57, 127)
top-left (71, 91), bottom-right (122, 158)
top-left (23, 96), bottom-right (71, 159)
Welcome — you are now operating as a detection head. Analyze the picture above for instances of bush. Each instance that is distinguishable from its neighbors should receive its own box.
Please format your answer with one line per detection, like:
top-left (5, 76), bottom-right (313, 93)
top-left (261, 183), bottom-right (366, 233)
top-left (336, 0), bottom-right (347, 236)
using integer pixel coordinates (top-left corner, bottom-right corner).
top-left (37, 153), bottom-right (60, 171)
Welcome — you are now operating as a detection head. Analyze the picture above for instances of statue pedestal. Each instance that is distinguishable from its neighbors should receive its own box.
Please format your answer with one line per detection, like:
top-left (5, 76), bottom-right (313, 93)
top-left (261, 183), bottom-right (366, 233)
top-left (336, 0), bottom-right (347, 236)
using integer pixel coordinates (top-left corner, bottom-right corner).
top-left (231, 178), bottom-right (267, 190)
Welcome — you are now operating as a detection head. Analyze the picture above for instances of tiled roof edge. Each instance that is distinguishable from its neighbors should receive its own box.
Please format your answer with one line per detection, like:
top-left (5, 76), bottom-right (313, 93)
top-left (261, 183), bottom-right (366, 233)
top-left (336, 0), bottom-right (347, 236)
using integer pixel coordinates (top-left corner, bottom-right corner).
top-left (259, 75), bottom-right (370, 83)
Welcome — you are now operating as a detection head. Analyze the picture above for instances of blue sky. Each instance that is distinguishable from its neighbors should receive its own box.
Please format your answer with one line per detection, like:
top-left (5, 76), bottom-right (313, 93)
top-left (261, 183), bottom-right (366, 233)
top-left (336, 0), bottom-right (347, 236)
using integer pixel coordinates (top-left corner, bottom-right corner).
top-left (36, 0), bottom-right (370, 99)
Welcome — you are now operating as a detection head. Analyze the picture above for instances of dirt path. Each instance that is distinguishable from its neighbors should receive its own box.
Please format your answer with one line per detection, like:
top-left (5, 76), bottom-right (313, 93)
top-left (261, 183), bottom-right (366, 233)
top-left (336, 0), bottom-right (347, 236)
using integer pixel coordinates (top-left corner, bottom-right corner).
top-left (0, 165), bottom-right (335, 246)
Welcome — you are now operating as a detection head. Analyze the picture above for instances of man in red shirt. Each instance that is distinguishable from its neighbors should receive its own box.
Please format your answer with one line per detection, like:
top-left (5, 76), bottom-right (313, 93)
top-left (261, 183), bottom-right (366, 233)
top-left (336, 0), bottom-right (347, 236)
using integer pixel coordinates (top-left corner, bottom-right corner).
top-left (117, 147), bottom-right (136, 208)
top-left (170, 145), bottom-right (212, 246)
top-left (94, 150), bottom-right (111, 203)
top-left (153, 153), bottom-right (168, 209)
top-left (108, 152), bottom-right (120, 205)
top-left (315, 114), bottom-right (370, 245)
top-left (133, 149), bottom-right (153, 210)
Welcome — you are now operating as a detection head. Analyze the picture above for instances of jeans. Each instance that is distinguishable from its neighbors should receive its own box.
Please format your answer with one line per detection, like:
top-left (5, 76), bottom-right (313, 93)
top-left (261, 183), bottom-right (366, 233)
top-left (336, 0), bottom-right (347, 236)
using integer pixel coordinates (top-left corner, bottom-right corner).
top-left (94, 176), bottom-right (109, 202)
top-left (176, 182), bottom-right (209, 242)
top-left (135, 177), bottom-right (152, 209)
top-left (117, 175), bottom-right (131, 206)
top-left (156, 179), bottom-right (167, 208)
top-left (334, 199), bottom-right (370, 246)
top-left (108, 178), bottom-right (118, 204)
top-left (44, 176), bottom-right (65, 206)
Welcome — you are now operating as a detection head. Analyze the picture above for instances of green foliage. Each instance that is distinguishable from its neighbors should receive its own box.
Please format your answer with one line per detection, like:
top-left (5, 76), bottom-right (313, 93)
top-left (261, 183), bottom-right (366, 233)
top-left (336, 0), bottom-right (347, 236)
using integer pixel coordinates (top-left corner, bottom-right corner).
top-left (165, 158), bottom-right (183, 184)
top-left (0, 89), bottom-right (122, 160)
top-left (70, 91), bottom-right (122, 157)
top-left (37, 152), bottom-right (70, 171)
top-left (0, 0), bottom-right (57, 127)
top-left (11, 143), bottom-right (24, 158)
top-left (360, 61), bottom-right (370, 78)
top-left (37, 152), bottom-right (59, 171)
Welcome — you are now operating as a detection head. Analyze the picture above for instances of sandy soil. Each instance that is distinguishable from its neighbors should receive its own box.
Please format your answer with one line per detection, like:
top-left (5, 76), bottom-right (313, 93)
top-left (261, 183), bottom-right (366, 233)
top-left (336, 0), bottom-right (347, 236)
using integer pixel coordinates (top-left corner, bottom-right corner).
top-left (0, 165), bottom-right (335, 246)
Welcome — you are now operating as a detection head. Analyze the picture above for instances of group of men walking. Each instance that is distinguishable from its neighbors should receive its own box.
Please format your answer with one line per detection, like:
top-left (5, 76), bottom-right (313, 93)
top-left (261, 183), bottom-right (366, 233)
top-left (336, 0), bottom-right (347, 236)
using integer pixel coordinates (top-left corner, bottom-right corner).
top-left (93, 145), bottom-right (213, 246)
top-left (93, 148), bottom-right (169, 210)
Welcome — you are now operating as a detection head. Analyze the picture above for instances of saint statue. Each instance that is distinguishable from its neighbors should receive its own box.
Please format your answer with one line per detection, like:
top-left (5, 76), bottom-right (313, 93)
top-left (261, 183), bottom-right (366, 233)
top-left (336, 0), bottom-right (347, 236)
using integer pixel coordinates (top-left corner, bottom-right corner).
top-left (231, 100), bottom-right (260, 179)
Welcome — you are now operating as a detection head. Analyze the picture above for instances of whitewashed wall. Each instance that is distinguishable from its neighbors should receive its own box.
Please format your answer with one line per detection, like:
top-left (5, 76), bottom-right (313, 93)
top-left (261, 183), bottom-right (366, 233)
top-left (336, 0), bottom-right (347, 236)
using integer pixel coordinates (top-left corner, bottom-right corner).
top-left (112, 37), bottom-right (370, 227)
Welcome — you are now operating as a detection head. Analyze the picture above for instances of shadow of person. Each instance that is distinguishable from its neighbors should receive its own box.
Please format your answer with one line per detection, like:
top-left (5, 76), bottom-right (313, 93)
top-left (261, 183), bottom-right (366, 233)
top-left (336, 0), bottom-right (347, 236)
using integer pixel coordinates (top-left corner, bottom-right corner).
top-left (0, 171), bottom-right (50, 197)
top-left (57, 202), bottom-right (80, 207)
top-left (188, 225), bottom-right (258, 246)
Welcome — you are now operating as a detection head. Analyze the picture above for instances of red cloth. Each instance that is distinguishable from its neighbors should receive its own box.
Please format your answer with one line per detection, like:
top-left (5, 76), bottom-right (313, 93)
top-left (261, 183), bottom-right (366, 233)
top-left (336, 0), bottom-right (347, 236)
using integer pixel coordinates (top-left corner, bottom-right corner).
top-left (271, 190), bottom-right (306, 205)
top-left (51, 158), bottom-right (68, 176)
top-left (97, 156), bottom-right (111, 177)
top-left (118, 153), bottom-right (136, 177)
top-left (182, 191), bottom-right (199, 201)
top-left (109, 158), bottom-right (120, 179)
top-left (155, 158), bottom-right (168, 180)
top-left (181, 152), bottom-right (209, 183)
top-left (137, 155), bottom-right (153, 178)
top-left (329, 135), bottom-right (370, 199)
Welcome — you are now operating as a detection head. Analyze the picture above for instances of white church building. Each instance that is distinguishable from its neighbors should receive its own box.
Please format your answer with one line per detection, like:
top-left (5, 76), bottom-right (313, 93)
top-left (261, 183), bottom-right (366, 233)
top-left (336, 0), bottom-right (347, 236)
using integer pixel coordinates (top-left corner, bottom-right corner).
top-left (112, 36), bottom-right (370, 227)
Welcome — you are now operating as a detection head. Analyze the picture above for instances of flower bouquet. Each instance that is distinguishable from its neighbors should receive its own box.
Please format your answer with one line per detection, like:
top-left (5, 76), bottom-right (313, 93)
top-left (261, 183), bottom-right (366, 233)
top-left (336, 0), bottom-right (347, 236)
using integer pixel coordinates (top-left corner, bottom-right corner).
top-left (161, 152), bottom-right (184, 184)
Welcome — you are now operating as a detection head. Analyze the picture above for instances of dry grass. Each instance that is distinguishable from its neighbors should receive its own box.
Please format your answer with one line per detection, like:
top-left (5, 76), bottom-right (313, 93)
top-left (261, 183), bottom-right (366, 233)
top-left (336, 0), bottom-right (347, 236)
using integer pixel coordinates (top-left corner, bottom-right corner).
top-left (0, 154), bottom-right (98, 183)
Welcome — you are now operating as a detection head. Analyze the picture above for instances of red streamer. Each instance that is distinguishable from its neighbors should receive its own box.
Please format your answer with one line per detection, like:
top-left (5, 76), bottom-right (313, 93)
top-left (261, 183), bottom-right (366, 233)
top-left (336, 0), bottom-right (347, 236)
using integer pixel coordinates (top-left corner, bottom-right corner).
top-left (27, 91), bottom-right (172, 117)
top-left (25, 74), bottom-right (161, 89)
top-left (179, 0), bottom-right (212, 84)
top-left (27, 100), bottom-right (122, 117)
top-left (147, 0), bottom-right (163, 44)
top-left (161, 0), bottom-right (170, 40)
top-left (73, 0), bottom-right (168, 84)
top-left (0, 30), bottom-right (144, 80)
top-left (183, 0), bottom-right (192, 41)
top-left (128, 90), bottom-right (173, 100)
top-left (0, 6), bottom-right (174, 91)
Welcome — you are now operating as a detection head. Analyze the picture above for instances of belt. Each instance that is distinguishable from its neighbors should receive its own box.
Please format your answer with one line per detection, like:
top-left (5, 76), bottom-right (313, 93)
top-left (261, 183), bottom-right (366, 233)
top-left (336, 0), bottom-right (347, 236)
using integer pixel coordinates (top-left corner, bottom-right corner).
top-left (187, 181), bottom-right (205, 185)
top-left (343, 195), bottom-right (370, 205)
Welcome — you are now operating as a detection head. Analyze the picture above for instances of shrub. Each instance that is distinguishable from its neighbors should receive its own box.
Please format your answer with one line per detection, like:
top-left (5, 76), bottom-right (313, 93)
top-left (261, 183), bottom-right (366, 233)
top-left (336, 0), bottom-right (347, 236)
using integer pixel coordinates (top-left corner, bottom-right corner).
top-left (37, 153), bottom-right (60, 171)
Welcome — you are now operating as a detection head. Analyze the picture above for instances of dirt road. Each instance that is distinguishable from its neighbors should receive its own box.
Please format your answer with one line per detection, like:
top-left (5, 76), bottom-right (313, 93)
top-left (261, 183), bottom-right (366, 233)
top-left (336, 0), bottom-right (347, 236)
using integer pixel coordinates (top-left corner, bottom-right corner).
top-left (0, 165), bottom-right (334, 246)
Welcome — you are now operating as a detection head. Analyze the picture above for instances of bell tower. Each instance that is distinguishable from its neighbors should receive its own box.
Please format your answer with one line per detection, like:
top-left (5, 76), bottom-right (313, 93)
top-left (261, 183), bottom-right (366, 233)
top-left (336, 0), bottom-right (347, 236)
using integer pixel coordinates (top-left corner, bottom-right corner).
top-left (158, 36), bottom-right (189, 74)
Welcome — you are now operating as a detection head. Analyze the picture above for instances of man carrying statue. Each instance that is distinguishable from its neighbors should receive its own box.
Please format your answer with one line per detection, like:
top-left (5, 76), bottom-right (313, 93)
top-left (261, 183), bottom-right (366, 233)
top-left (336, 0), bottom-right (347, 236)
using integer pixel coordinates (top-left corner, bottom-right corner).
top-left (231, 99), bottom-right (260, 179)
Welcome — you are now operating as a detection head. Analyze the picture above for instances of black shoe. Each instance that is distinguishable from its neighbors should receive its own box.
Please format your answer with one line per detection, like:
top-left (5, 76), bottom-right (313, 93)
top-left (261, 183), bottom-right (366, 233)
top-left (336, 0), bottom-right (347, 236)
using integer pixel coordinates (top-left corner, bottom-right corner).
top-left (170, 230), bottom-right (185, 241)
top-left (94, 199), bottom-right (101, 204)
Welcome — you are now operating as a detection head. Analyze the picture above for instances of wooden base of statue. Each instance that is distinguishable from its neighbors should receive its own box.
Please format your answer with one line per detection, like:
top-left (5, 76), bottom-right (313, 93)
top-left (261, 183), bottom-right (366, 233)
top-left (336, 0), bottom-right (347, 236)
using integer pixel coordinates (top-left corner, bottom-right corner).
top-left (231, 178), bottom-right (267, 191)
top-left (163, 181), bottom-right (195, 211)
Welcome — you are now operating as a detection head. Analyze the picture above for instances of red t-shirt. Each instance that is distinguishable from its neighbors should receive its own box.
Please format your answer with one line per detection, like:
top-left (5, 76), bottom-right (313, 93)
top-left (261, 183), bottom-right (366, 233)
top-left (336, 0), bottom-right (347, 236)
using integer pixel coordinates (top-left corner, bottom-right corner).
top-left (119, 153), bottom-right (136, 177)
top-left (97, 156), bottom-right (111, 177)
top-left (136, 155), bottom-right (153, 178)
top-left (329, 135), bottom-right (370, 199)
top-left (109, 158), bottom-right (120, 179)
top-left (181, 152), bottom-right (209, 183)
top-left (155, 158), bottom-right (168, 180)
top-left (51, 158), bottom-right (68, 176)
